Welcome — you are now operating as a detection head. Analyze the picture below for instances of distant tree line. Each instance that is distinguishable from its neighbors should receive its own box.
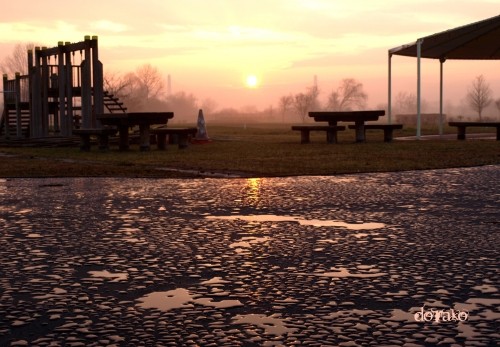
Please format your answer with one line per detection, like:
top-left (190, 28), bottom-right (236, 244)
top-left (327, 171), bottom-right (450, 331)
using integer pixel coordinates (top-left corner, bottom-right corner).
top-left (278, 78), bottom-right (368, 123)
top-left (1, 43), bottom-right (500, 122)
top-left (385, 75), bottom-right (498, 121)
top-left (104, 64), bottom-right (203, 122)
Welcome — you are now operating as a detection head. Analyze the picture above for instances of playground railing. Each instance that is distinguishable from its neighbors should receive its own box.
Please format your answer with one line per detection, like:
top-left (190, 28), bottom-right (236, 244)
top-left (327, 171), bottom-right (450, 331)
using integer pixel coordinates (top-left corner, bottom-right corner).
top-left (47, 64), bottom-right (82, 89)
top-left (2, 75), bottom-right (29, 104)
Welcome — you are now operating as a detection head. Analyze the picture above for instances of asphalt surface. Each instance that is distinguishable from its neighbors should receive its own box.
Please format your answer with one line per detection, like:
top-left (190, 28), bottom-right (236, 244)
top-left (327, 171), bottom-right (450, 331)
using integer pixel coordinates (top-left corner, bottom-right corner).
top-left (0, 166), bottom-right (499, 346)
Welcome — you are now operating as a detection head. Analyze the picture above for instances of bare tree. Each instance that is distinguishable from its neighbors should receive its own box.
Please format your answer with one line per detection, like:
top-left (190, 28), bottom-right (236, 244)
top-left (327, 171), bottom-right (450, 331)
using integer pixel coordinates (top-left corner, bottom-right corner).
top-left (326, 78), bottom-right (367, 111)
top-left (466, 75), bottom-right (492, 120)
top-left (104, 64), bottom-right (166, 112)
top-left (135, 64), bottom-right (165, 101)
top-left (307, 85), bottom-right (321, 110)
top-left (103, 71), bottom-right (143, 111)
top-left (279, 94), bottom-right (294, 122)
top-left (104, 71), bottom-right (136, 98)
top-left (200, 98), bottom-right (217, 115)
top-left (495, 98), bottom-right (500, 119)
top-left (293, 85), bottom-right (320, 123)
top-left (0, 43), bottom-right (37, 76)
top-left (395, 91), bottom-right (416, 114)
top-left (165, 91), bottom-right (198, 121)
top-left (293, 93), bottom-right (311, 123)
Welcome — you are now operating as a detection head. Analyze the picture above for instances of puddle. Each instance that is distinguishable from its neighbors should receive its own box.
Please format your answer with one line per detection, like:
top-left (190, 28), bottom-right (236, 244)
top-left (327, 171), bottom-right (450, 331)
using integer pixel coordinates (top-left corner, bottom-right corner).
top-left (206, 215), bottom-right (385, 230)
top-left (458, 322), bottom-right (481, 339)
top-left (88, 270), bottom-right (128, 282)
top-left (229, 236), bottom-right (271, 249)
top-left (17, 209), bottom-right (33, 214)
top-left (53, 287), bottom-right (67, 294)
top-left (156, 167), bottom-right (244, 178)
top-left (317, 239), bottom-right (337, 244)
top-left (472, 284), bottom-right (497, 293)
top-left (193, 298), bottom-right (243, 308)
top-left (123, 237), bottom-right (148, 244)
top-left (232, 314), bottom-right (296, 336)
top-left (390, 308), bottom-right (416, 321)
top-left (454, 298), bottom-right (500, 314)
top-left (137, 288), bottom-right (195, 311)
top-left (312, 266), bottom-right (387, 278)
top-left (201, 277), bottom-right (231, 285)
top-left (136, 288), bottom-right (243, 312)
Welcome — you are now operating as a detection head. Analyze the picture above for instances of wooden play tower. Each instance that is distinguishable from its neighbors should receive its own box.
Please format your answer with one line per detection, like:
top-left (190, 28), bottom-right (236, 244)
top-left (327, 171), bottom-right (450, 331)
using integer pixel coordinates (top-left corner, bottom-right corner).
top-left (1, 35), bottom-right (126, 140)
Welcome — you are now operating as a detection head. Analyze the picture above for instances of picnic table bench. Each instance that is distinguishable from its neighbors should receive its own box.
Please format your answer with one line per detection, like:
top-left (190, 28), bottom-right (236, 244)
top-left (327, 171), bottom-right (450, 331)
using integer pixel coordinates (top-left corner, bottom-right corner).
top-left (151, 127), bottom-right (198, 149)
top-left (448, 121), bottom-right (500, 140)
top-left (73, 127), bottom-right (117, 151)
top-left (291, 125), bottom-right (346, 144)
top-left (347, 123), bottom-right (403, 142)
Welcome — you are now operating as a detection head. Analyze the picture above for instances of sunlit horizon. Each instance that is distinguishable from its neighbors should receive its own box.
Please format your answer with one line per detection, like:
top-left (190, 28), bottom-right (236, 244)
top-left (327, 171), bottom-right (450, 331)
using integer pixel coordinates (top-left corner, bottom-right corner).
top-left (0, 1), bottom-right (499, 116)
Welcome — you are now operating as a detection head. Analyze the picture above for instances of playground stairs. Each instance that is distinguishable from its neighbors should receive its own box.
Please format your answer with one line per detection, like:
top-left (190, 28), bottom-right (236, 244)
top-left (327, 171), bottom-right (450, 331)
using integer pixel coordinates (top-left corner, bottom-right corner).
top-left (0, 104), bottom-right (79, 147)
top-left (103, 90), bottom-right (127, 113)
top-left (0, 90), bottom-right (127, 146)
top-left (0, 103), bottom-right (31, 138)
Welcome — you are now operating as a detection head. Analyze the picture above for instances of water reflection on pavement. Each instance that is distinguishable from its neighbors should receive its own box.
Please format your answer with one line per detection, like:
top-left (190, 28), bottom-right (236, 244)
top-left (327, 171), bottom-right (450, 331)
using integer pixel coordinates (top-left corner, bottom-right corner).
top-left (0, 166), bottom-right (498, 346)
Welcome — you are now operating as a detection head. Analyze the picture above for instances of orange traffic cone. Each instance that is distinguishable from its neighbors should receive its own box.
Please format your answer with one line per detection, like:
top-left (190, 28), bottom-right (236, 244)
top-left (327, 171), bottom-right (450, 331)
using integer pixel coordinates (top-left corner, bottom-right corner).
top-left (193, 109), bottom-right (211, 143)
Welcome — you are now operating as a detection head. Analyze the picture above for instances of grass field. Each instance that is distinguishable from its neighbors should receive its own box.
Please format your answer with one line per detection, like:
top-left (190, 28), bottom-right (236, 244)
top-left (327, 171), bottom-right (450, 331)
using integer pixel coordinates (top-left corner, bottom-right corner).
top-left (0, 123), bottom-right (499, 178)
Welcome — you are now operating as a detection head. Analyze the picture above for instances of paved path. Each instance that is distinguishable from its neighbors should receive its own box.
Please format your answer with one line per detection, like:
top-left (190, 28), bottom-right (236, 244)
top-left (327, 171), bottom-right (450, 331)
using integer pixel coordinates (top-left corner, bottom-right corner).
top-left (0, 166), bottom-right (498, 346)
top-left (396, 133), bottom-right (496, 141)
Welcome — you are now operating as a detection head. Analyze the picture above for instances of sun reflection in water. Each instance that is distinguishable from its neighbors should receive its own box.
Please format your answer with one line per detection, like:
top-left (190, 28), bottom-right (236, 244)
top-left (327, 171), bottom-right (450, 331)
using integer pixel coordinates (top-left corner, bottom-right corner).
top-left (206, 214), bottom-right (385, 230)
top-left (245, 178), bottom-right (262, 203)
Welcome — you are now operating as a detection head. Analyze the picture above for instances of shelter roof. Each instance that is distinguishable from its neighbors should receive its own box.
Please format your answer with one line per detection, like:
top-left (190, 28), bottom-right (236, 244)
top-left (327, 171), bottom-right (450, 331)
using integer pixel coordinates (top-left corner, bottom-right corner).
top-left (389, 14), bottom-right (500, 60)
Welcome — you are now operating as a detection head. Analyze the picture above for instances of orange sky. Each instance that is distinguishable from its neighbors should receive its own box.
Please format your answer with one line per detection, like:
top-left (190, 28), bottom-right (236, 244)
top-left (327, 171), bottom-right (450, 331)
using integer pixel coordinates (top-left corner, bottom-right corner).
top-left (0, 0), bottom-right (498, 113)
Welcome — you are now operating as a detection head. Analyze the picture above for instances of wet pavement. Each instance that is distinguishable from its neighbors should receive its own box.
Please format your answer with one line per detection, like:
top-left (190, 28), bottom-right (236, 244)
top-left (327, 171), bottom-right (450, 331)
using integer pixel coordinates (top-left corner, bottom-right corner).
top-left (0, 166), bottom-right (498, 346)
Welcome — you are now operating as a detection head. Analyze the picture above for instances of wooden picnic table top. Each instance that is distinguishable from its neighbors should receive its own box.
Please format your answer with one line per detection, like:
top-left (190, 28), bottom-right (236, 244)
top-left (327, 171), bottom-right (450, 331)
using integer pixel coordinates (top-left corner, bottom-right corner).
top-left (97, 112), bottom-right (174, 126)
top-left (309, 110), bottom-right (385, 123)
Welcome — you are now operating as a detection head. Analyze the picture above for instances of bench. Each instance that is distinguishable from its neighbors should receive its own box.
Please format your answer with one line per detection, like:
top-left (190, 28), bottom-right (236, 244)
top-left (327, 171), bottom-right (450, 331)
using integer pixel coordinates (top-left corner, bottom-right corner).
top-left (291, 125), bottom-right (346, 144)
top-left (151, 127), bottom-right (198, 149)
top-left (347, 124), bottom-right (403, 142)
top-left (448, 122), bottom-right (500, 140)
top-left (73, 128), bottom-right (117, 151)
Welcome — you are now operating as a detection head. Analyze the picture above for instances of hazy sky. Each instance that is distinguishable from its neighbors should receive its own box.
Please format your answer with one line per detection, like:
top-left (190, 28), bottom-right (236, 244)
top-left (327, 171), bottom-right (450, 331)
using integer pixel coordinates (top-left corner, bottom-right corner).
top-left (0, 0), bottom-right (498, 112)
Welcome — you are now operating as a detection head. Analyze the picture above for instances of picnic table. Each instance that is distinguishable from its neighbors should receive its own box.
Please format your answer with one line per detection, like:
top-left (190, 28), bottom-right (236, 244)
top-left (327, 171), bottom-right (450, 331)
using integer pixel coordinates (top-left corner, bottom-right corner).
top-left (448, 121), bottom-right (500, 140)
top-left (97, 112), bottom-right (174, 151)
top-left (309, 110), bottom-right (386, 142)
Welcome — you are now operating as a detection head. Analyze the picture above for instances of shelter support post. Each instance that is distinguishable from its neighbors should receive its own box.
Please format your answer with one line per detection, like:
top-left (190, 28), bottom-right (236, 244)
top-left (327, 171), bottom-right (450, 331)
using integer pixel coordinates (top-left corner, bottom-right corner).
top-left (416, 39), bottom-right (423, 139)
top-left (388, 53), bottom-right (392, 124)
top-left (439, 58), bottom-right (445, 136)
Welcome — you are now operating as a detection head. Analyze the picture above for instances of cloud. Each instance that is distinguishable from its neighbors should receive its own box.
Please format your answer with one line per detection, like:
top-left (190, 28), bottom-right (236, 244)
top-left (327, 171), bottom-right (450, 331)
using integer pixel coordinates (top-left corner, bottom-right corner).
top-left (0, 20), bottom-right (81, 45)
top-left (90, 20), bottom-right (128, 33)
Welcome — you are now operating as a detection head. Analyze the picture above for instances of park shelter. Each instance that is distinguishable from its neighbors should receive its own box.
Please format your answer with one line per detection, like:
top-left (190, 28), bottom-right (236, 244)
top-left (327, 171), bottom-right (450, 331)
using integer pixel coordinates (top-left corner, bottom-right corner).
top-left (388, 14), bottom-right (500, 137)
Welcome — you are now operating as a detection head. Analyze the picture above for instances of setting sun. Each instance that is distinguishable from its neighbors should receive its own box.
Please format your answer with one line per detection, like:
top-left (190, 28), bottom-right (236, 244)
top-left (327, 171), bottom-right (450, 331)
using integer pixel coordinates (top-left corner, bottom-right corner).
top-left (246, 75), bottom-right (259, 88)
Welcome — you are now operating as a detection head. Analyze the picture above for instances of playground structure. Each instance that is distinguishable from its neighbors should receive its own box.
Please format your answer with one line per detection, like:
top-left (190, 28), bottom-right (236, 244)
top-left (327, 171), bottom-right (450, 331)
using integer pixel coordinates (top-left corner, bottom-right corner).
top-left (1, 36), bottom-right (126, 140)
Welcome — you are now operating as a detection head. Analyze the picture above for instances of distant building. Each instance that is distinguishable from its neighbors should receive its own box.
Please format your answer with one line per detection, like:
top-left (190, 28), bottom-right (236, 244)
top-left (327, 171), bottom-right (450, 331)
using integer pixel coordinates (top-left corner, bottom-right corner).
top-left (396, 113), bottom-right (446, 126)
